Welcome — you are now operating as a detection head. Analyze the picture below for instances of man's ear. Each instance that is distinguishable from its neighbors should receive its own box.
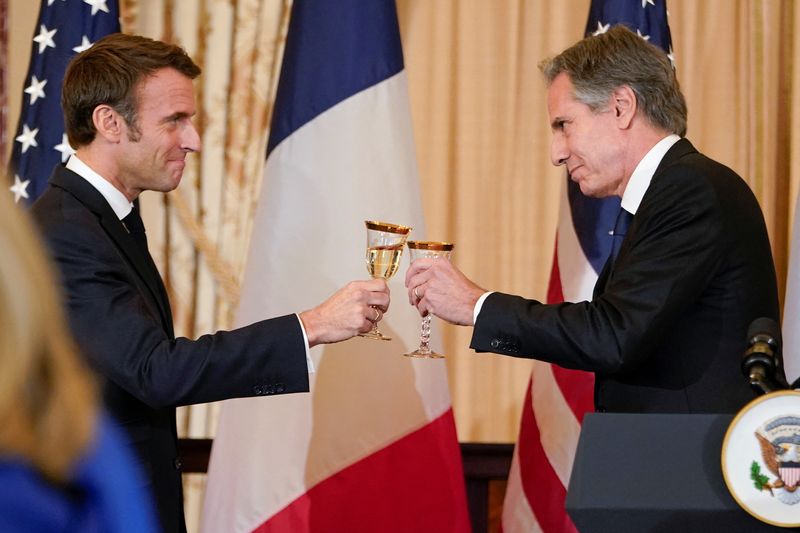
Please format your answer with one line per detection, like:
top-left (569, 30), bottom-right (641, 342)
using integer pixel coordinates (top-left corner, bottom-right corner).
top-left (611, 85), bottom-right (637, 129)
top-left (92, 104), bottom-right (123, 142)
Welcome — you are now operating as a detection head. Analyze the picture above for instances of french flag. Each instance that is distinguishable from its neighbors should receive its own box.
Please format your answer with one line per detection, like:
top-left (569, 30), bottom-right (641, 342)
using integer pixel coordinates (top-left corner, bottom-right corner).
top-left (201, 1), bottom-right (470, 531)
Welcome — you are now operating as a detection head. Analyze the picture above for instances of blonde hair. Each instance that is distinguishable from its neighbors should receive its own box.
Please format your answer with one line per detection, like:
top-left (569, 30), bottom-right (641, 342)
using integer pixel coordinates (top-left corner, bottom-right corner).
top-left (0, 192), bottom-right (98, 482)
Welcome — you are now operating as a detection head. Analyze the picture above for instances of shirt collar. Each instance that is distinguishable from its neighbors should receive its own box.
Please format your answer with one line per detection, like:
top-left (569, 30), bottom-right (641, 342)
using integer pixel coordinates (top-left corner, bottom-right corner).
top-left (620, 134), bottom-right (681, 215)
top-left (66, 155), bottom-right (133, 220)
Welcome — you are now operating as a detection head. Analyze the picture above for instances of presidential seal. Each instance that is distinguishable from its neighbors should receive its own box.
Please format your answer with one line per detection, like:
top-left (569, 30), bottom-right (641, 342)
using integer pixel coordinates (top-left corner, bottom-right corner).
top-left (753, 415), bottom-right (800, 504)
top-left (722, 390), bottom-right (800, 527)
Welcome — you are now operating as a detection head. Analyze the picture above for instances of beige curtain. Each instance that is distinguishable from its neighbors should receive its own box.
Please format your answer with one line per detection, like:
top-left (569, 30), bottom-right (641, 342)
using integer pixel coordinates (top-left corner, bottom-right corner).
top-left (31, 0), bottom-right (794, 530)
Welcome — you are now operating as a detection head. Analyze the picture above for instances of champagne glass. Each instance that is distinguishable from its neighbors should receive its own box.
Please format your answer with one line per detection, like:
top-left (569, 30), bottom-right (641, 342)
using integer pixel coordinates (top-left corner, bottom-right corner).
top-left (404, 240), bottom-right (454, 358)
top-left (360, 220), bottom-right (412, 341)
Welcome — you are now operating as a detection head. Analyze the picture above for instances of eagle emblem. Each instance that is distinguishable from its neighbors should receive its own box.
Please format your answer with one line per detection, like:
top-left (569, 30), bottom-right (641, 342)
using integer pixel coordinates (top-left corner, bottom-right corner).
top-left (751, 415), bottom-right (800, 505)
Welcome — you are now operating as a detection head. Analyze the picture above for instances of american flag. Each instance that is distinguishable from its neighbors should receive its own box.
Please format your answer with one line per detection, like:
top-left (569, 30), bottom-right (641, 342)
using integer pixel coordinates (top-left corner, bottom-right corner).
top-left (500, 2), bottom-right (674, 532)
top-left (8, 0), bottom-right (120, 205)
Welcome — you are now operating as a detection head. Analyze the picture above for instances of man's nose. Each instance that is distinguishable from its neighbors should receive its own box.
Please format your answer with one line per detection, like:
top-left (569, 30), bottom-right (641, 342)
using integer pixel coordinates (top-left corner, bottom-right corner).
top-left (550, 134), bottom-right (568, 167)
top-left (183, 123), bottom-right (201, 153)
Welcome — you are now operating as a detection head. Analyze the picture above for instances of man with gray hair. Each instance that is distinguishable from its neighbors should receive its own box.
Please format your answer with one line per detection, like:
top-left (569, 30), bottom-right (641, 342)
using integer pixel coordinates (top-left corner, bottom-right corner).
top-left (406, 25), bottom-right (781, 414)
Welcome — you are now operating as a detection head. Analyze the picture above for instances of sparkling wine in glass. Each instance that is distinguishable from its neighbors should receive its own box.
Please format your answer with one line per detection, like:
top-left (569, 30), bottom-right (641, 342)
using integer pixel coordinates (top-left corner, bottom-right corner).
top-left (404, 240), bottom-right (454, 358)
top-left (360, 220), bottom-right (412, 341)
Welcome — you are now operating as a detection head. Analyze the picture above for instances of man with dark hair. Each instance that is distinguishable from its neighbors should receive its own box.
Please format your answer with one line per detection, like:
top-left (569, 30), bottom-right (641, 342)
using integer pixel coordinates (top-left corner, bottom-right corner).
top-left (406, 25), bottom-right (781, 414)
top-left (33, 33), bottom-right (389, 533)
top-left (61, 33), bottom-right (202, 148)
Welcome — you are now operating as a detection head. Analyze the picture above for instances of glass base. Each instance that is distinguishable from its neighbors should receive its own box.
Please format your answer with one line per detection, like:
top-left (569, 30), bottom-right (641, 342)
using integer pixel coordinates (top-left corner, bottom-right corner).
top-left (403, 349), bottom-right (445, 358)
top-left (359, 329), bottom-right (392, 341)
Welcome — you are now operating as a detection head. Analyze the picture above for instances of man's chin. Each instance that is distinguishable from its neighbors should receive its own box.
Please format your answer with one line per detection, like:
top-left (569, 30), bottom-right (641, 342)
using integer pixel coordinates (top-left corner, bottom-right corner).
top-left (577, 182), bottom-right (597, 198)
top-left (576, 180), bottom-right (612, 199)
top-left (153, 174), bottom-right (182, 193)
top-left (168, 172), bottom-right (183, 191)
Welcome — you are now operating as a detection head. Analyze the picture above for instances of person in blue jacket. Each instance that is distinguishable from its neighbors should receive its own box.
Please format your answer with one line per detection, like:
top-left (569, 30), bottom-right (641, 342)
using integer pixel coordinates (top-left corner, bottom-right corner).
top-left (0, 189), bottom-right (158, 532)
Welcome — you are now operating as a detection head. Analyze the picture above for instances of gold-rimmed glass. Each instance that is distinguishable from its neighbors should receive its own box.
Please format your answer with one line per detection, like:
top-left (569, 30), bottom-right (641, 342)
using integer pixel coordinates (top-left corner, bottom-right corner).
top-left (404, 240), bottom-right (454, 358)
top-left (359, 220), bottom-right (412, 341)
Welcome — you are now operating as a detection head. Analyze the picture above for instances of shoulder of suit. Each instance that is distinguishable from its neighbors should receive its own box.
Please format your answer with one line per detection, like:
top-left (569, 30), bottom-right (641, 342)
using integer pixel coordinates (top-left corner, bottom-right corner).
top-left (32, 189), bottom-right (109, 255)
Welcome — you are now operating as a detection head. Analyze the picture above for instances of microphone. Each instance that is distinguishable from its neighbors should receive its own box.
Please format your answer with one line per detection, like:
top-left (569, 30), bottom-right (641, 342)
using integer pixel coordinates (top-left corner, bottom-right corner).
top-left (742, 317), bottom-right (789, 395)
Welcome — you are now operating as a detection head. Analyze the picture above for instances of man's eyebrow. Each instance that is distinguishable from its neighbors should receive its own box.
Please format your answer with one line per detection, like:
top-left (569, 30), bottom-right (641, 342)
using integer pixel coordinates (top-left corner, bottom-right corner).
top-left (162, 111), bottom-right (192, 122)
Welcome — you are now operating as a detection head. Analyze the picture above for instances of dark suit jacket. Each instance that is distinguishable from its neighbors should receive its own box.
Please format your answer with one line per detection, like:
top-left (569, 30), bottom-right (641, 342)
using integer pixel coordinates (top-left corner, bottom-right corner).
top-left (33, 165), bottom-right (310, 533)
top-left (471, 139), bottom-right (780, 414)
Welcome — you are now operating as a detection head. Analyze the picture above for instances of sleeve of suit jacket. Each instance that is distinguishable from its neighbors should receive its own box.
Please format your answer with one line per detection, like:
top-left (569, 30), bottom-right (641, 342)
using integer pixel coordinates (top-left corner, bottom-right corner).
top-left (470, 152), bottom-right (777, 375)
top-left (39, 194), bottom-right (309, 409)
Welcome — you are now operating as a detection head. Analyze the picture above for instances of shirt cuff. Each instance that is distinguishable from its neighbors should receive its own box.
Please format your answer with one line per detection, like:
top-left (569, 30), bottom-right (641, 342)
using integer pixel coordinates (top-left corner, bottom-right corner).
top-left (295, 313), bottom-right (315, 373)
top-left (473, 291), bottom-right (494, 325)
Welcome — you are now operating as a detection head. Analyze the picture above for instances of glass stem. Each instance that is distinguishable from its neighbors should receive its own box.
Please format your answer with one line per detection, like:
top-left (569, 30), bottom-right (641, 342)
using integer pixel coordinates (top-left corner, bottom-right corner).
top-left (419, 315), bottom-right (432, 353)
top-left (371, 307), bottom-right (381, 334)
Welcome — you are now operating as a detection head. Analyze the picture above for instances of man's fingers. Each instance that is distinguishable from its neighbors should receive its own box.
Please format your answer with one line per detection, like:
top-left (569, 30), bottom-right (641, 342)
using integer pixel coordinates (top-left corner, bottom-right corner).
top-left (368, 307), bottom-right (382, 323)
top-left (357, 278), bottom-right (389, 293)
top-left (406, 268), bottom-right (434, 305)
top-left (404, 258), bottom-right (435, 287)
top-left (367, 290), bottom-right (390, 311)
top-left (407, 283), bottom-right (421, 306)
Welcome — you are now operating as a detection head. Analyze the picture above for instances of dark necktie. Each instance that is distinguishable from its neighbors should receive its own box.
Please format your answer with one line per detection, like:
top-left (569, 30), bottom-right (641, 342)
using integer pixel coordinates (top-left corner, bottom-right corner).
top-left (123, 206), bottom-right (149, 252)
top-left (121, 205), bottom-right (174, 336)
top-left (610, 208), bottom-right (633, 263)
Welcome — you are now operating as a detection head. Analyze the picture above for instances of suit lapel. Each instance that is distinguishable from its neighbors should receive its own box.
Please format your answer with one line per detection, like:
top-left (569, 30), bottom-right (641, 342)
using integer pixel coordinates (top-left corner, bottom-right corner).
top-left (594, 138), bottom-right (699, 296)
top-left (50, 166), bottom-right (175, 336)
top-left (128, 201), bottom-right (175, 337)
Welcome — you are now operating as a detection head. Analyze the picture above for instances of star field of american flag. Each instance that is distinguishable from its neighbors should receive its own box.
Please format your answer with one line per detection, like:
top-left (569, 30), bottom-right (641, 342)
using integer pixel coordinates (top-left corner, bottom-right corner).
top-left (9, 0), bottom-right (120, 204)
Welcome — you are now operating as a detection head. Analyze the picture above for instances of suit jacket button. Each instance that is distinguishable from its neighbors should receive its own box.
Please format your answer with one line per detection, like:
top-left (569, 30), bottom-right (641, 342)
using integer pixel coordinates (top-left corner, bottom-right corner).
top-left (173, 458), bottom-right (183, 471)
top-left (490, 339), bottom-right (500, 349)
